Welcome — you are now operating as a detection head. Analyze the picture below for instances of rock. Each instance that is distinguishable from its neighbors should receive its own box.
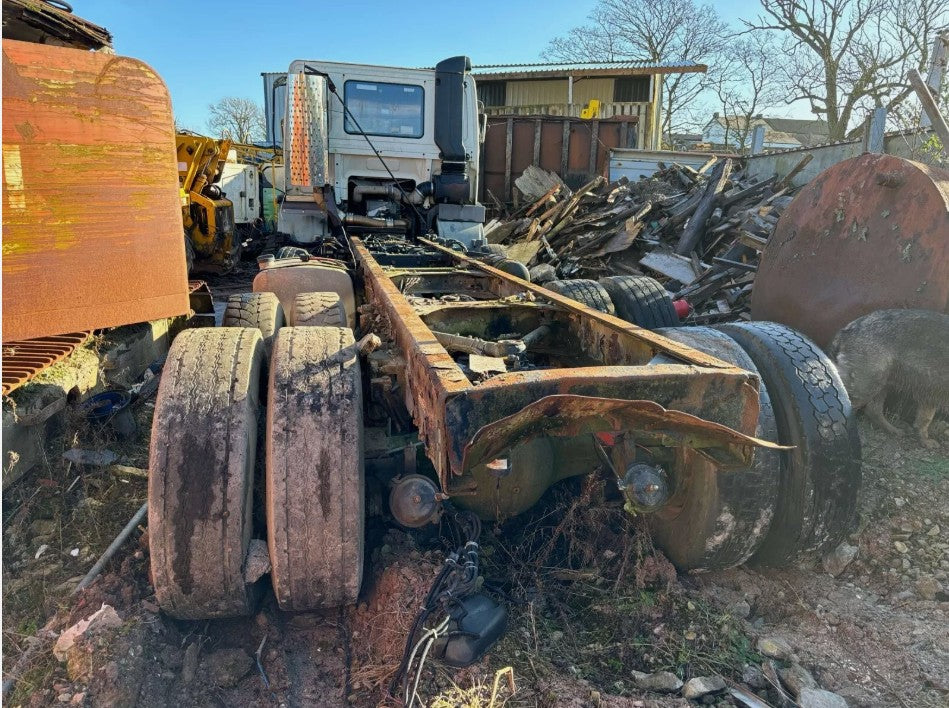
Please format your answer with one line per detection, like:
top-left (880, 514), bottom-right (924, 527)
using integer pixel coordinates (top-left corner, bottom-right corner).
top-left (62, 448), bottom-right (118, 466)
top-left (927, 525), bottom-right (941, 537)
top-left (741, 664), bottom-right (767, 690)
top-left (797, 687), bottom-right (849, 708)
top-left (243, 539), bottom-right (271, 583)
top-left (681, 676), bottom-right (725, 699)
top-left (53, 604), bottom-right (122, 662)
top-left (181, 642), bottom-right (200, 684)
top-left (550, 630), bottom-right (564, 643)
top-left (30, 518), bottom-right (58, 536)
top-left (728, 599), bottom-right (751, 618)
top-left (631, 670), bottom-right (683, 693)
top-left (70, 693), bottom-right (85, 705)
top-left (779, 663), bottom-right (817, 697)
top-left (756, 635), bottom-right (793, 661)
top-left (916, 575), bottom-right (943, 601)
top-left (822, 543), bottom-right (858, 577)
top-left (57, 693), bottom-right (72, 703)
top-left (893, 541), bottom-right (909, 554)
top-left (160, 646), bottom-right (183, 670)
top-left (204, 647), bottom-right (253, 688)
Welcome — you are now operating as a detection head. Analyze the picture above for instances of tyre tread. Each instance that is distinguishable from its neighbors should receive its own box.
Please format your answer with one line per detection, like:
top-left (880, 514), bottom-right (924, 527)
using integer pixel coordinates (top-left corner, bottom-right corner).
top-left (267, 326), bottom-right (364, 610)
top-left (545, 279), bottom-right (616, 314)
top-left (717, 321), bottom-right (861, 565)
top-left (598, 276), bottom-right (678, 329)
top-left (148, 328), bottom-right (263, 619)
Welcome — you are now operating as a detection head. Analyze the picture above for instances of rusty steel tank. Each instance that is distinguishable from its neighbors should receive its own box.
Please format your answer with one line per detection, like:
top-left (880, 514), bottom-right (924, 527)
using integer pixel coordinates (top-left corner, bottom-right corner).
top-left (751, 153), bottom-right (949, 349)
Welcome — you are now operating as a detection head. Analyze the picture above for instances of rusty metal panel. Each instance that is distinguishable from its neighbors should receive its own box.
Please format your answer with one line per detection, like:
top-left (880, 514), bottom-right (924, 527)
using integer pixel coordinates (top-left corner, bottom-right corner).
top-left (751, 154), bottom-right (949, 348)
top-left (2, 39), bottom-right (189, 342)
top-left (459, 393), bottom-right (782, 476)
top-left (481, 115), bottom-right (635, 204)
top-left (1, 333), bottom-right (90, 395)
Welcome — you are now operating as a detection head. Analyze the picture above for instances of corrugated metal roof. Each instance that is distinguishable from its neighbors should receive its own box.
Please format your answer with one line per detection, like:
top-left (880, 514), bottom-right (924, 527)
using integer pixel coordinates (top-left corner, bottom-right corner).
top-left (472, 60), bottom-right (706, 76)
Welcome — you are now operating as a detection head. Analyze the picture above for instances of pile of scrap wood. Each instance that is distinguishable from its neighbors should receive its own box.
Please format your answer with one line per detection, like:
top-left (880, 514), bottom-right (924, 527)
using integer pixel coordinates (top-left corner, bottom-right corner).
top-left (485, 156), bottom-right (812, 323)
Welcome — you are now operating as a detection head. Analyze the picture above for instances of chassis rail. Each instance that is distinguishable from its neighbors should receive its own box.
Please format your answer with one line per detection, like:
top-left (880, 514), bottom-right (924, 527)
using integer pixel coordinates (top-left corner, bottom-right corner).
top-left (352, 237), bottom-right (779, 495)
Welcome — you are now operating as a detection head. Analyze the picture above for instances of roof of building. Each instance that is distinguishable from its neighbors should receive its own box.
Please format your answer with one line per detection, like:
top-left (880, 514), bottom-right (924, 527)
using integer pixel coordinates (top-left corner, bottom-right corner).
top-left (704, 114), bottom-right (829, 147)
top-left (472, 60), bottom-right (707, 80)
top-left (1, 0), bottom-right (112, 49)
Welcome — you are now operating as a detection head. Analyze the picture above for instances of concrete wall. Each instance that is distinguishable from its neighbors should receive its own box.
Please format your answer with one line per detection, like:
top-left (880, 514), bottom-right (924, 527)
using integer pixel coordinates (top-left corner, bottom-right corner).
top-left (745, 129), bottom-right (943, 188)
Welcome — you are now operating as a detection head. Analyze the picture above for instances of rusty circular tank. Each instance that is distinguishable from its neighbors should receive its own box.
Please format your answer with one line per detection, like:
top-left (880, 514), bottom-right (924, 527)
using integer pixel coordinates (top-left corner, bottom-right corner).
top-left (751, 153), bottom-right (949, 349)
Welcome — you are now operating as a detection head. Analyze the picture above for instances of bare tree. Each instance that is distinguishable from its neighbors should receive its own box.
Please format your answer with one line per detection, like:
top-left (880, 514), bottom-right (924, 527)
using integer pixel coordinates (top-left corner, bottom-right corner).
top-left (712, 33), bottom-right (786, 150)
top-left (544, 0), bottom-right (729, 143)
top-left (746, 0), bottom-right (949, 141)
top-left (206, 97), bottom-right (265, 144)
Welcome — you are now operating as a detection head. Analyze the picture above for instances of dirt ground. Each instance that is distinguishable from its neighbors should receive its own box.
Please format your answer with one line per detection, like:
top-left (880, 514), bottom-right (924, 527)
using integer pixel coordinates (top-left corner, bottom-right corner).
top-left (3, 294), bottom-right (947, 707)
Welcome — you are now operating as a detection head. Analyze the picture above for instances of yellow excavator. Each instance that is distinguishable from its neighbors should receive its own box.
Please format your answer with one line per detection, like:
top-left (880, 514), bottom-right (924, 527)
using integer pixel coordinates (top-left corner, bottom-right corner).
top-left (176, 132), bottom-right (238, 272)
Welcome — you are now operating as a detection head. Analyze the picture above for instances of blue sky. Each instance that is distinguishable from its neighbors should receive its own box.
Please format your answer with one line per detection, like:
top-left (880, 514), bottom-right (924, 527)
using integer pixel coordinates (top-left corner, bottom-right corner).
top-left (73, 0), bottom-right (773, 131)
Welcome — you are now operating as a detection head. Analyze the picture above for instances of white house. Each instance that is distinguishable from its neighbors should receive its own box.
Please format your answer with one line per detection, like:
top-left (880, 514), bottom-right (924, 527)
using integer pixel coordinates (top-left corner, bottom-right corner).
top-left (702, 114), bottom-right (829, 152)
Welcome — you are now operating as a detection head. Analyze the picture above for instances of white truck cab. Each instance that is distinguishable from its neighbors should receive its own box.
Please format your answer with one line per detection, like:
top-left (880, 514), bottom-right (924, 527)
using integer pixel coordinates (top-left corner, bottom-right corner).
top-left (276, 56), bottom-right (485, 246)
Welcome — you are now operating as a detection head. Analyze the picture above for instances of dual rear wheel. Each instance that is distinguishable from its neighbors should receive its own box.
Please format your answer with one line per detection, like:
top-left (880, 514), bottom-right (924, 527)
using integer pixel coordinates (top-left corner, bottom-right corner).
top-left (150, 293), bottom-right (364, 618)
top-left (645, 324), bottom-right (861, 571)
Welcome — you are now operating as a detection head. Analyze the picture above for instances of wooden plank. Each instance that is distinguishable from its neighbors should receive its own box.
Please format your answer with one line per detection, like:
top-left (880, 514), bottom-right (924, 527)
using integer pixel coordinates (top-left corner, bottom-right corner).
top-left (721, 176), bottom-right (775, 208)
top-left (533, 119), bottom-right (542, 165)
top-left (589, 119), bottom-right (599, 175)
top-left (504, 116), bottom-right (514, 203)
top-left (909, 68), bottom-right (949, 154)
top-left (561, 120), bottom-right (570, 176)
top-left (524, 186), bottom-right (559, 217)
top-left (505, 240), bottom-right (543, 264)
top-left (774, 153), bottom-right (813, 191)
top-left (697, 156), bottom-right (718, 174)
top-left (675, 158), bottom-right (733, 255)
top-left (640, 251), bottom-right (703, 283)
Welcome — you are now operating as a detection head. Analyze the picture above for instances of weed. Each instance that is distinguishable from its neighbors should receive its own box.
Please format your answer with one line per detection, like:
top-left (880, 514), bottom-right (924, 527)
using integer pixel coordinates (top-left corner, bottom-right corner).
top-left (914, 456), bottom-right (949, 481)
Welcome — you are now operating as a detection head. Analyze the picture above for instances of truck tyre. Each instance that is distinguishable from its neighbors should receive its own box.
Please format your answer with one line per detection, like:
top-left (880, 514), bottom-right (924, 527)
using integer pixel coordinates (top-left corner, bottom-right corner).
top-left (291, 291), bottom-right (346, 327)
top-left (478, 243), bottom-right (507, 256)
top-left (645, 327), bottom-right (780, 571)
top-left (481, 253), bottom-right (531, 281)
top-left (716, 322), bottom-right (862, 566)
top-left (148, 328), bottom-right (264, 619)
top-left (598, 276), bottom-right (678, 328)
top-left (266, 326), bottom-right (364, 610)
top-left (222, 292), bottom-right (284, 357)
top-left (276, 246), bottom-right (310, 259)
top-left (545, 279), bottom-right (616, 314)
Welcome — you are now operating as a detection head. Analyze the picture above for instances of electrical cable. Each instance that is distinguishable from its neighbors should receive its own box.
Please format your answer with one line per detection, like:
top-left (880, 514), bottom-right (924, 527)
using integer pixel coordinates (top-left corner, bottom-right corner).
top-left (387, 507), bottom-right (483, 700)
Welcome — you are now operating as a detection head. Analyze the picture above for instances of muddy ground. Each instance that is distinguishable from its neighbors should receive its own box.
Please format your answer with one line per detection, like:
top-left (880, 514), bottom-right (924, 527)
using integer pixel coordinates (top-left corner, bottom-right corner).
top-left (3, 286), bottom-right (947, 707)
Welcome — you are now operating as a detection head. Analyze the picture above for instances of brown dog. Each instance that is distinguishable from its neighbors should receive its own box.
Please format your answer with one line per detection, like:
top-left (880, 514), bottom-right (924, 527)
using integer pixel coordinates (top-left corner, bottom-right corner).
top-left (832, 309), bottom-right (949, 448)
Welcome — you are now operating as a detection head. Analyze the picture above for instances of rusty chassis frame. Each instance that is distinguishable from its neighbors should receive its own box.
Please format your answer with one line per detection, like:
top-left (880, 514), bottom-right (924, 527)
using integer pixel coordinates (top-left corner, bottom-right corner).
top-left (352, 237), bottom-right (780, 502)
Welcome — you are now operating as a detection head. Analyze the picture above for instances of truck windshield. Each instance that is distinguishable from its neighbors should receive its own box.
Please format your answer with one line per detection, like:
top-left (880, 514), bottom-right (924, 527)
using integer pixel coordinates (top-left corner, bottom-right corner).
top-left (343, 81), bottom-right (424, 139)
